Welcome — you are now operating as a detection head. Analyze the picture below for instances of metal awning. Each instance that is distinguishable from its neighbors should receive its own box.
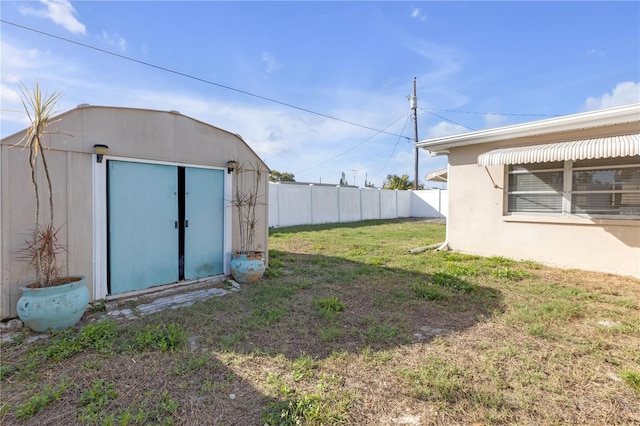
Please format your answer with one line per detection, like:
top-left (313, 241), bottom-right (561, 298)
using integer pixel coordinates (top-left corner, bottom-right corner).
top-left (425, 168), bottom-right (448, 182)
top-left (477, 133), bottom-right (640, 166)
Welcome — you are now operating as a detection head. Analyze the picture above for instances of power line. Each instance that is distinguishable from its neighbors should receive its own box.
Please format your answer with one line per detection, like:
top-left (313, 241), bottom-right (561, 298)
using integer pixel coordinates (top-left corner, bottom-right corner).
top-left (2, 19), bottom-right (411, 140)
top-left (422, 109), bottom-right (475, 131)
top-left (294, 112), bottom-right (410, 175)
top-left (422, 107), bottom-right (561, 117)
top-left (380, 113), bottom-right (411, 172)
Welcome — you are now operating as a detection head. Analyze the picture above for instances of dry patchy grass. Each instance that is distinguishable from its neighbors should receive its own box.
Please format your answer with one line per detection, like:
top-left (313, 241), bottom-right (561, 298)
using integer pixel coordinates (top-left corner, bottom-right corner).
top-left (1, 219), bottom-right (639, 425)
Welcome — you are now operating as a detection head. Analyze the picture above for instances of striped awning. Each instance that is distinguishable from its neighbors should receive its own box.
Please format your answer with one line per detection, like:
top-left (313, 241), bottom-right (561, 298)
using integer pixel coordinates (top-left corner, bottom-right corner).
top-left (477, 134), bottom-right (640, 166)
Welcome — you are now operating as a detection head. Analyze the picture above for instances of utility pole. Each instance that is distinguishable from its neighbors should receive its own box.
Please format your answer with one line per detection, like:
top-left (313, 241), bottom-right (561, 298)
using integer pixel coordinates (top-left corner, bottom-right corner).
top-left (349, 169), bottom-right (359, 187)
top-left (411, 77), bottom-right (419, 190)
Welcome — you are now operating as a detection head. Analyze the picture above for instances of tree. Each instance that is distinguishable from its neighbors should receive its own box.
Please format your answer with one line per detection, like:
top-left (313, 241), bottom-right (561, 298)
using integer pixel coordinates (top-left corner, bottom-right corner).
top-left (382, 174), bottom-right (423, 190)
top-left (339, 172), bottom-right (348, 186)
top-left (364, 178), bottom-right (375, 188)
top-left (269, 170), bottom-right (295, 182)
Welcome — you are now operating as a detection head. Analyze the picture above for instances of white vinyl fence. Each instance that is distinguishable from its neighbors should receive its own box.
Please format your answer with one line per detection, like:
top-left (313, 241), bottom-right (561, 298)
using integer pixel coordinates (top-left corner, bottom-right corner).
top-left (268, 182), bottom-right (447, 228)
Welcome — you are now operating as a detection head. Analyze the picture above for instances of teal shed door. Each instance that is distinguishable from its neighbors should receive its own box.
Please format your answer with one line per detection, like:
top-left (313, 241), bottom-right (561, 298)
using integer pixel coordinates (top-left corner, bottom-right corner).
top-left (184, 168), bottom-right (225, 279)
top-left (107, 161), bottom-right (225, 295)
top-left (108, 161), bottom-right (179, 294)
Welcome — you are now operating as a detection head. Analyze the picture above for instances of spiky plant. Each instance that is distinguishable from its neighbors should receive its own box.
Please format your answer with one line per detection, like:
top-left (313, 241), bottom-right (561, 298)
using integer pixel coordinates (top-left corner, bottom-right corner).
top-left (14, 83), bottom-right (67, 287)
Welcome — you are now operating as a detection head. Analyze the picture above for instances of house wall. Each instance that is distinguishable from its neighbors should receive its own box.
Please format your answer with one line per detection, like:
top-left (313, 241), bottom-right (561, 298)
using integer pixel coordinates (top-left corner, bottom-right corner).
top-left (446, 123), bottom-right (640, 278)
top-left (0, 106), bottom-right (268, 319)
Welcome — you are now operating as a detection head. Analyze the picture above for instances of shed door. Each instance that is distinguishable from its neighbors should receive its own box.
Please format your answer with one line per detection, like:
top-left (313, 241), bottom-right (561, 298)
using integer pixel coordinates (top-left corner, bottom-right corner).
top-left (184, 168), bottom-right (225, 279)
top-left (108, 161), bottom-right (179, 294)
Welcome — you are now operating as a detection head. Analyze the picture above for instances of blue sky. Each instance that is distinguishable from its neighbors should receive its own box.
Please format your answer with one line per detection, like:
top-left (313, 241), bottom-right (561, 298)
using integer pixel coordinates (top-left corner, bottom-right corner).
top-left (2, 1), bottom-right (639, 187)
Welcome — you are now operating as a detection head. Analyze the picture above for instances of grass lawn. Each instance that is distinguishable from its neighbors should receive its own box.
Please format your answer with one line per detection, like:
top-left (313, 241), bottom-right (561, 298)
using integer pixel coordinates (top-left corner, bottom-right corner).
top-left (1, 219), bottom-right (639, 425)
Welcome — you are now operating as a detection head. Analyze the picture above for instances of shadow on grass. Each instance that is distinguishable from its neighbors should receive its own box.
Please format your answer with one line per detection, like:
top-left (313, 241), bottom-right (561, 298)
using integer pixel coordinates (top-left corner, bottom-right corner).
top-left (179, 250), bottom-right (505, 360)
top-left (1, 247), bottom-right (505, 425)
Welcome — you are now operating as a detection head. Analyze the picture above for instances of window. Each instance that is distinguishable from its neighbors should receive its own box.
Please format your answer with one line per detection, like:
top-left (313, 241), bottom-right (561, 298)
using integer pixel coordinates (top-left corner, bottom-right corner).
top-left (507, 156), bottom-right (640, 217)
top-left (507, 162), bottom-right (564, 213)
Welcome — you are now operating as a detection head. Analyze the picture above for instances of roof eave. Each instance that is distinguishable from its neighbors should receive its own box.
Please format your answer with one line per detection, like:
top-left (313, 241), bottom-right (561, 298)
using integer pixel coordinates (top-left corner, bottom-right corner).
top-left (416, 103), bottom-right (640, 153)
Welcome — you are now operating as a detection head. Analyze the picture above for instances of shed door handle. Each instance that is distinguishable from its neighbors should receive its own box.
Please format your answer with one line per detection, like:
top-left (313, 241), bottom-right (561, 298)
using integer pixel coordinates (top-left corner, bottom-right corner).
top-left (185, 220), bottom-right (189, 228)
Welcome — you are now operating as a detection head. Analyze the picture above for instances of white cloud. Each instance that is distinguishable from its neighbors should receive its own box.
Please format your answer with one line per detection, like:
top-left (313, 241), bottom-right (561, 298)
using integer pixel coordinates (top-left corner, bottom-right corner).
top-left (99, 31), bottom-right (128, 52)
top-left (586, 48), bottom-right (605, 57)
top-left (425, 121), bottom-right (468, 138)
top-left (20, 0), bottom-right (86, 35)
top-left (483, 113), bottom-right (508, 128)
top-left (410, 7), bottom-right (427, 22)
top-left (0, 83), bottom-right (22, 107)
top-left (0, 40), bottom-right (54, 70)
top-left (585, 81), bottom-right (640, 110)
top-left (262, 52), bottom-right (281, 74)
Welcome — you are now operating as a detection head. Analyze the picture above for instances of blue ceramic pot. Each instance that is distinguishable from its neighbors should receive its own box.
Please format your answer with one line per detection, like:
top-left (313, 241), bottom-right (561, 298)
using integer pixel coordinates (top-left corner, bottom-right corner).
top-left (230, 252), bottom-right (266, 283)
top-left (17, 276), bottom-right (90, 332)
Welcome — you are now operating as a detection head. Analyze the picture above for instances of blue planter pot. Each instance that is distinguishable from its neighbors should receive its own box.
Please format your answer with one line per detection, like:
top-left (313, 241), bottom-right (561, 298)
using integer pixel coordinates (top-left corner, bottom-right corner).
top-left (17, 276), bottom-right (90, 332)
top-left (230, 252), bottom-right (266, 283)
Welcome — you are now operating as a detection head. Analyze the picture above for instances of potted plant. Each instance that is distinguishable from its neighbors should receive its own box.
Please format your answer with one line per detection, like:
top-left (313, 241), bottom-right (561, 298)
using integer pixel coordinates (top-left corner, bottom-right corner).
top-left (229, 160), bottom-right (267, 283)
top-left (14, 83), bottom-right (89, 332)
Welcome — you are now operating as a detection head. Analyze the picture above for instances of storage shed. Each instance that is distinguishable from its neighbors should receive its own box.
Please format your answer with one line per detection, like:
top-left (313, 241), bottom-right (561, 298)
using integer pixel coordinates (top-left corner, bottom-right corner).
top-left (0, 105), bottom-right (269, 319)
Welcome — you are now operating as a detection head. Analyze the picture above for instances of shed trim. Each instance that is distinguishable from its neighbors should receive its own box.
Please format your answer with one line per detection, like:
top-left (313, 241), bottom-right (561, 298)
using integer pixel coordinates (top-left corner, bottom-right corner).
top-left (477, 134), bottom-right (640, 166)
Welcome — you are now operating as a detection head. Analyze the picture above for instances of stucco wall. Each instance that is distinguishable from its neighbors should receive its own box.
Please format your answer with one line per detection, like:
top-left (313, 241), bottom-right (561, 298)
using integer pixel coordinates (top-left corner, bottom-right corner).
top-left (1, 106), bottom-right (269, 319)
top-left (446, 125), bottom-right (640, 278)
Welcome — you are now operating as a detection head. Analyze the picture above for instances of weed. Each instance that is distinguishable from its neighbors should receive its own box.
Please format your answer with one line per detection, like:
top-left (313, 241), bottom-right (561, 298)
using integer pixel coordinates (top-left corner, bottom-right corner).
top-left (402, 356), bottom-right (465, 403)
top-left (133, 323), bottom-right (187, 352)
top-left (621, 370), bottom-right (640, 393)
top-left (86, 299), bottom-right (107, 313)
top-left (361, 347), bottom-right (393, 365)
top-left (314, 296), bottom-right (346, 320)
top-left (611, 298), bottom-right (637, 309)
top-left (318, 325), bottom-right (344, 342)
top-left (77, 319), bottom-right (118, 354)
top-left (14, 384), bottom-right (67, 420)
top-left (520, 259), bottom-right (544, 269)
top-left (0, 364), bottom-right (18, 380)
top-left (83, 359), bottom-right (103, 371)
top-left (30, 320), bottom-right (118, 361)
top-left (472, 389), bottom-right (506, 410)
top-left (252, 306), bottom-right (285, 326)
top-left (492, 268), bottom-right (534, 281)
top-left (410, 281), bottom-right (452, 300)
top-left (295, 278), bottom-right (313, 289)
top-left (441, 252), bottom-right (481, 262)
top-left (291, 354), bottom-right (316, 381)
top-left (529, 300), bottom-right (584, 322)
top-left (217, 332), bottom-right (246, 350)
top-left (363, 322), bottom-right (402, 344)
top-left (172, 355), bottom-right (210, 376)
top-left (266, 372), bottom-right (283, 391)
top-left (444, 262), bottom-right (479, 278)
top-left (431, 271), bottom-right (476, 292)
top-left (262, 385), bottom-right (355, 425)
top-left (78, 379), bottom-right (118, 422)
top-left (486, 256), bottom-right (516, 267)
top-left (159, 389), bottom-right (180, 414)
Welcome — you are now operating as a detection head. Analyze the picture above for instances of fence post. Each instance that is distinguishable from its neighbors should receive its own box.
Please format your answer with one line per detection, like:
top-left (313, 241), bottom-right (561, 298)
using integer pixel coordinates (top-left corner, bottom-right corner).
top-left (337, 185), bottom-right (341, 223)
top-left (309, 184), bottom-right (314, 224)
